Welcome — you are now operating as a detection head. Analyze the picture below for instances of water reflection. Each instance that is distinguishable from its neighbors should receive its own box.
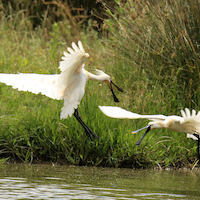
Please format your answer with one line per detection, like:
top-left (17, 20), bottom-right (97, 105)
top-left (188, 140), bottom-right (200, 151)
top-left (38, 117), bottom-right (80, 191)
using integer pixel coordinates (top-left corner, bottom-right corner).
top-left (0, 163), bottom-right (199, 199)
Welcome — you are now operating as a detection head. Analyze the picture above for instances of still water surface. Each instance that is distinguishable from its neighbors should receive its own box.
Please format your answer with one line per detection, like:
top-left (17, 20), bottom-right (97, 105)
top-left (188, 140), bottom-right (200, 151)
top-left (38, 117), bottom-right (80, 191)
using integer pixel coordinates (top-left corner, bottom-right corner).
top-left (0, 163), bottom-right (199, 199)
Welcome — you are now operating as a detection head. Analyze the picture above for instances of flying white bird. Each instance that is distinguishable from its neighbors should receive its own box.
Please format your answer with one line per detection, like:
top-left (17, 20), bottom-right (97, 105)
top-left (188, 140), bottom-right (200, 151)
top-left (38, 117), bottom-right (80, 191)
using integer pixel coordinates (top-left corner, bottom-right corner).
top-left (0, 41), bottom-right (123, 139)
top-left (98, 106), bottom-right (200, 158)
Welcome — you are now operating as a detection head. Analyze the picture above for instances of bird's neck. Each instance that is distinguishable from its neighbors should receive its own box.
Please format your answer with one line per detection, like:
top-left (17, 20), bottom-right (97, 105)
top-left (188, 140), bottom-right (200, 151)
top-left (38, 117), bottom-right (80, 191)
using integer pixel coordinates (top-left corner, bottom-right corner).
top-left (150, 121), bottom-right (168, 129)
top-left (86, 71), bottom-right (104, 81)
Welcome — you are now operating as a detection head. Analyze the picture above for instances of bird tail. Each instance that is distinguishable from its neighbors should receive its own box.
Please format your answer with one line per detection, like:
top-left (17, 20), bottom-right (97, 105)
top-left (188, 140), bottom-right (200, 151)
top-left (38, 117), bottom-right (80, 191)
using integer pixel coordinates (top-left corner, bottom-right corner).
top-left (60, 100), bottom-right (79, 119)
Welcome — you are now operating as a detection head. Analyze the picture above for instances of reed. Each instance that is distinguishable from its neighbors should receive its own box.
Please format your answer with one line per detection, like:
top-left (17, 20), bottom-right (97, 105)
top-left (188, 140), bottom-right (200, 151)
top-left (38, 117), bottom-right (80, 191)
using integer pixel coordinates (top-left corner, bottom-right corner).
top-left (0, 0), bottom-right (199, 168)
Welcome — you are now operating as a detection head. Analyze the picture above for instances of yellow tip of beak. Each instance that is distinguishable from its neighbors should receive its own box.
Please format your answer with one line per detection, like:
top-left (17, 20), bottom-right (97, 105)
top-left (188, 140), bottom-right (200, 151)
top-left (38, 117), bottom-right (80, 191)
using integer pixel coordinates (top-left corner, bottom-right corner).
top-left (131, 132), bottom-right (136, 134)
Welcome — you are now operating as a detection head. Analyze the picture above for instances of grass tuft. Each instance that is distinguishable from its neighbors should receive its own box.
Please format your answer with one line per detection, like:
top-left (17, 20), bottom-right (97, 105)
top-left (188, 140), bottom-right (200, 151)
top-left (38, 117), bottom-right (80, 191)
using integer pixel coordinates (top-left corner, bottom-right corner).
top-left (0, 1), bottom-right (199, 168)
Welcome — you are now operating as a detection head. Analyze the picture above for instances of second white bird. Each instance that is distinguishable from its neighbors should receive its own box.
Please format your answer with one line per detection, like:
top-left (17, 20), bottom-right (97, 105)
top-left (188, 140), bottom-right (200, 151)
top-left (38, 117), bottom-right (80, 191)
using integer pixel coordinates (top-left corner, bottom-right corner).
top-left (98, 106), bottom-right (200, 145)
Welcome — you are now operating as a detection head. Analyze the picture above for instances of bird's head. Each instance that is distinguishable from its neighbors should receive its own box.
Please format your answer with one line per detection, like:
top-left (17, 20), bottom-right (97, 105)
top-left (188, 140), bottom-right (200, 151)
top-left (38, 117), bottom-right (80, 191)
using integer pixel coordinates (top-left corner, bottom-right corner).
top-left (148, 121), bottom-right (168, 129)
top-left (131, 121), bottom-right (167, 136)
top-left (95, 69), bottom-right (123, 102)
top-left (131, 121), bottom-right (168, 145)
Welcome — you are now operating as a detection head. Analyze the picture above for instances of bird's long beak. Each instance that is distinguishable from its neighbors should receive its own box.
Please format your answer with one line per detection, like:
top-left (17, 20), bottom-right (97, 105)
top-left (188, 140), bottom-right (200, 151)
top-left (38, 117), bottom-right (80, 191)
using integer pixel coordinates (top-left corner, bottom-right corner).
top-left (105, 80), bottom-right (123, 102)
top-left (131, 125), bottom-right (150, 134)
top-left (111, 81), bottom-right (123, 92)
top-left (132, 125), bottom-right (151, 146)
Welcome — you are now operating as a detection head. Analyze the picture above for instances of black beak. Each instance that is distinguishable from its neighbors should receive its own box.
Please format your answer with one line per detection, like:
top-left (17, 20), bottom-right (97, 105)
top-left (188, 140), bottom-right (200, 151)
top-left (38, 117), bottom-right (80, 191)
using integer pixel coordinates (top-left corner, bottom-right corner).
top-left (132, 125), bottom-right (151, 146)
top-left (109, 81), bottom-right (123, 102)
top-left (111, 81), bottom-right (123, 92)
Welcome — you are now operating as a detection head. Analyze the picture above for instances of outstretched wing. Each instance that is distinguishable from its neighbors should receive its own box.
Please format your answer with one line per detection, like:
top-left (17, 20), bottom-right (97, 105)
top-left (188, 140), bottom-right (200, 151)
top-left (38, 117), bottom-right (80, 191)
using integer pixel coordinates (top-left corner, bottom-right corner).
top-left (56, 41), bottom-right (89, 94)
top-left (0, 73), bottom-right (61, 100)
top-left (180, 108), bottom-right (200, 134)
top-left (98, 106), bottom-right (166, 120)
top-left (57, 41), bottom-right (90, 118)
top-left (0, 41), bottom-right (89, 101)
top-left (181, 108), bottom-right (200, 123)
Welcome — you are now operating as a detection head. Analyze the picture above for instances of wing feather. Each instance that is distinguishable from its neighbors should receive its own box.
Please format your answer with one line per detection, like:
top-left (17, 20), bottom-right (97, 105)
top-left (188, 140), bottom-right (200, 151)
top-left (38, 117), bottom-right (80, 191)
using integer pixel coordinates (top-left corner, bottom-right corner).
top-left (187, 133), bottom-right (199, 140)
top-left (0, 41), bottom-right (89, 119)
top-left (180, 108), bottom-right (200, 134)
top-left (72, 42), bottom-right (82, 54)
top-left (57, 41), bottom-right (89, 95)
top-left (191, 109), bottom-right (196, 118)
top-left (181, 109), bottom-right (187, 120)
top-left (58, 41), bottom-right (88, 73)
top-left (185, 108), bottom-right (191, 121)
top-left (78, 41), bottom-right (85, 54)
top-left (98, 106), bottom-right (166, 120)
top-left (0, 73), bottom-right (62, 100)
top-left (67, 47), bottom-right (79, 55)
top-left (181, 108), bottom-right (200, 123)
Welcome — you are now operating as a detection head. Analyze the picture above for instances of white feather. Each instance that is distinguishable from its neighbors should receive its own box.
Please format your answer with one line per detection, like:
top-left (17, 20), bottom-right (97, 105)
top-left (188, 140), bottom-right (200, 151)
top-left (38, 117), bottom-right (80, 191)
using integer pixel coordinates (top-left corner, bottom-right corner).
top-left (72, 42), bottom-right (82, 54)
top-left (98, 106), bottom-right (166, 120)
top-left (181, 109), bottom-right (187, 120)
top-left (187, 133), bottom-right (199, 140)
top-left (78, 41), bottom-right (85, 54)
top-left (98, 106), bottom-right (200, 135)
top-left (0, 41), bottom-right (90, 118)
top-left (67, 47), bottom-right (78, 55)
top-left (0, 41), bottom-right (113, 121)
top-left (0, 73), bottom-right (61, 100)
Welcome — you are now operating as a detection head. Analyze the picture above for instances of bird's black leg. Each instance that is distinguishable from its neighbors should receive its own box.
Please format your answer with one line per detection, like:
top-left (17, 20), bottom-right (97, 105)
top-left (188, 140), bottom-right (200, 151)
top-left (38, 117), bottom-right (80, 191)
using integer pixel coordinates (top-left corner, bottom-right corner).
top-left (73, 109), bottom-right (99, 140)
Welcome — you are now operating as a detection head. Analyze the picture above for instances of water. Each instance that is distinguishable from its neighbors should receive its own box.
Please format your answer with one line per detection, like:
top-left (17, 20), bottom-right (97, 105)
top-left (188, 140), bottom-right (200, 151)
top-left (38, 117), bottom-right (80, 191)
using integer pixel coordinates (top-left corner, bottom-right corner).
top-left (0, 163), bottom-right (199, 199)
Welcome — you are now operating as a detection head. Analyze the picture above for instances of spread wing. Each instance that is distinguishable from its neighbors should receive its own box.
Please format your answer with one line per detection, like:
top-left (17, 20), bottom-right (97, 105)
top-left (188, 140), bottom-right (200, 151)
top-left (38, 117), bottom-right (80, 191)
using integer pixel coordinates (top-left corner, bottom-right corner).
top-left (180, 108), bottom-right (200, 134)
top-left (56, 41), bottom-right (89, 95)
top-left (0, 73), bottom-right (61, 99)
top-left (0, 41), bottom-right (89, 101)
top-left (181, 108), bottom-right (200, 123)
top-left (58, 41), bottom-right (89, 118)
top-left (98, 106), bottom-right (167, 121)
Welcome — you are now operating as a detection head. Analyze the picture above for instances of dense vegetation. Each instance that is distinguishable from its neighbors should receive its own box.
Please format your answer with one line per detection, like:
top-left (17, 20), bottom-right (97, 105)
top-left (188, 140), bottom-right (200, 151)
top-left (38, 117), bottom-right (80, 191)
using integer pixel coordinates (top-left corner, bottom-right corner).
top-left (0, 0), bottom-right (199, 169)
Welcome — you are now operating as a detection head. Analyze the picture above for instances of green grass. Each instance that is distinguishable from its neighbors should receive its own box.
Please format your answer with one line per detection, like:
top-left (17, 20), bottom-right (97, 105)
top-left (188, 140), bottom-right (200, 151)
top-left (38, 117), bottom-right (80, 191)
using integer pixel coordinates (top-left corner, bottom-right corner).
top-left (0, 0), bottom-right (199, 169)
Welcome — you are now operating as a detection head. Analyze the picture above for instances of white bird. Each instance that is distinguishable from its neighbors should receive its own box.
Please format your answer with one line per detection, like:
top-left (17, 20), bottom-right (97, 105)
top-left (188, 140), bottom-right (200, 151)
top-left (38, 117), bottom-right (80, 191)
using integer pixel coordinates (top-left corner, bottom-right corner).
top-left (98, 106), bottom-right (200, 157)
top-left (0, 41), bottom-right (123, 139)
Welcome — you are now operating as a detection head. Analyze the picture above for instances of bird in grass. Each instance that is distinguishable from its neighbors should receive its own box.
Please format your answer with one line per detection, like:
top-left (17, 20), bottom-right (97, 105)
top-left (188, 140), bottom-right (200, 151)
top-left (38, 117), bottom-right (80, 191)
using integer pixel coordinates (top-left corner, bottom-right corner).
top-left (0, 41), bottom-right (123, 139)
top-left (98, 106), bottom-right (200, 157)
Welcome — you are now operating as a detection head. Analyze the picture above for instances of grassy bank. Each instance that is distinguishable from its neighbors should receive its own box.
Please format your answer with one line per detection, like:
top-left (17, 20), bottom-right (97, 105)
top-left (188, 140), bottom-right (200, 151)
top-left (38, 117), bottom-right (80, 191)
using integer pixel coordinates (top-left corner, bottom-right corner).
top-left (0, 0), bottom-right (199, 169)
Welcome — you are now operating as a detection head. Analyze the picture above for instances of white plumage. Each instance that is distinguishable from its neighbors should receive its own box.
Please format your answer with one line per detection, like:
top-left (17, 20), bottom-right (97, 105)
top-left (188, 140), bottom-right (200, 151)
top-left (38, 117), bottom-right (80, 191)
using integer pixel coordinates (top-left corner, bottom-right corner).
top-left (187, 133), bottom-right (199, 140)
top-left (0, 41), bottom-right (123, 139)
top-left (0, 41), bottom-right (90, 118)
top-left (0, 73), bottom-right (60, 99)
top-left (98, 106), bottom-right (200, 139)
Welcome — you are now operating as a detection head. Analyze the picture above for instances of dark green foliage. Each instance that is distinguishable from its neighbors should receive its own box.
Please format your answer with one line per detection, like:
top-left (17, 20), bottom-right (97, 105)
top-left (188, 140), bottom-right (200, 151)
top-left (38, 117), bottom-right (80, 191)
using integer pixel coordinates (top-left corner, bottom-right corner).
top-left (105, 0), bottom-right (200, 109)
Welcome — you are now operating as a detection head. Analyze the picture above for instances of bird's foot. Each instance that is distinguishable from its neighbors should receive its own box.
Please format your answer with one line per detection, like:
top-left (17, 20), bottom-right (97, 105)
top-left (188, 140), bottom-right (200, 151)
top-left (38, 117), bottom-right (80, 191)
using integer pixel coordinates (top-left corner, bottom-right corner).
top-left (84, 127), bottom-right (99, 140)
